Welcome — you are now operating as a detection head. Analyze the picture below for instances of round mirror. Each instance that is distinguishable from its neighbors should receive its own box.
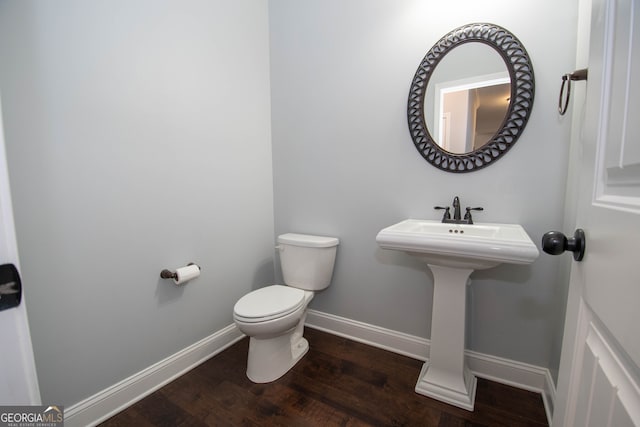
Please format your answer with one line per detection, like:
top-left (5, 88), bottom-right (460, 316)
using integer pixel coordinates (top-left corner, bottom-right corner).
top-left (408, 23), bottom-right (535, 172)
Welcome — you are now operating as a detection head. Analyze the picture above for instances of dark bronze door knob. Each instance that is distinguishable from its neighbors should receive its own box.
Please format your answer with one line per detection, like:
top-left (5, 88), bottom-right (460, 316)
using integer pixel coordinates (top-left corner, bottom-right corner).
top-left (542, 229), bottom-right (586, 261)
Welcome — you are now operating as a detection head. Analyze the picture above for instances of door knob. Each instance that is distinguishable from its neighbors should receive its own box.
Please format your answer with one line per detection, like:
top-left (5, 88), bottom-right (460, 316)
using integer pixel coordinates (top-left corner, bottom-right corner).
top-left (0, 263), bottom-right (22, 311)
top-left (542, 229), bottom-right (586, 261)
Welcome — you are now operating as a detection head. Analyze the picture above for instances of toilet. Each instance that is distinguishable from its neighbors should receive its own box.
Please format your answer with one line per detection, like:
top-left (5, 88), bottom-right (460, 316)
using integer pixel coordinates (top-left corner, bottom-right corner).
top-left (233, 233), bottom-right (339, 383)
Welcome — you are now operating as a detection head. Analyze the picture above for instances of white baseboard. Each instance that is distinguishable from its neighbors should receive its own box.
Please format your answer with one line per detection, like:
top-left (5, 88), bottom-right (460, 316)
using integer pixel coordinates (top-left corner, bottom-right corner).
top-left (64, 310), bottom-right (556, 426)
top-left (305, 309), bottom-right (556, 424)
top-left (64, 324), bottom-right (244, 427)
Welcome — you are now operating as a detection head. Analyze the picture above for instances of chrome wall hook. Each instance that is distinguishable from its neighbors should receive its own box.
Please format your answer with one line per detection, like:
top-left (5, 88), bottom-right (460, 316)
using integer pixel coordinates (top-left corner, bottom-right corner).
top-left (558, 68), bottom-right (588, 115)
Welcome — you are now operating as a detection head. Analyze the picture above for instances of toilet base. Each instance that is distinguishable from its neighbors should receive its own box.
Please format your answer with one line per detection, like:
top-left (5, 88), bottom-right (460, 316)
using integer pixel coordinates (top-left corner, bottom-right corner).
top-left (246, 330), bottom-right (309, 383)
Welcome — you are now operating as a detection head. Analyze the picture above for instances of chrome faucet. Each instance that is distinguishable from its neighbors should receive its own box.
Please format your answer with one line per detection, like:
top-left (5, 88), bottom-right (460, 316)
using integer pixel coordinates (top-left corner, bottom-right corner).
top-left (434, 196), bottom-right (483, 224)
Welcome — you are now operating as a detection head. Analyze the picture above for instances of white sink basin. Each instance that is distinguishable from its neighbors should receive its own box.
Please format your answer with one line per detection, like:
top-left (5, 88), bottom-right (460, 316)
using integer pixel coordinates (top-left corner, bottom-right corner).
top-left (376, 219), bottom-right (540, 270)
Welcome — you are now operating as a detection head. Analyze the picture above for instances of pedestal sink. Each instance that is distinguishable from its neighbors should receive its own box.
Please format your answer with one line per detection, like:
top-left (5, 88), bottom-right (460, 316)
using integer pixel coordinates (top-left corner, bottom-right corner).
top-left (376, 219), bottom-right (539, 410)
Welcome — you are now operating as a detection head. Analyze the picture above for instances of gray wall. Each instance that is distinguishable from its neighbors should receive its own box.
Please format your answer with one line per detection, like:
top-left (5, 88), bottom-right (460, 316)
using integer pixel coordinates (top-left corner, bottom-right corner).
top-left (0, 0), bottom-right (579, 408)
top-left (0, 1), bottom-right (274, 406)
top-left (270, 0), bottom-right (577, 381)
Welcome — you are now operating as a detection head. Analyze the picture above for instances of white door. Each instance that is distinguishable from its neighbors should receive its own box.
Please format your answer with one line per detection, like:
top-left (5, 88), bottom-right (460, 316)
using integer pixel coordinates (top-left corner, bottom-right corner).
top-left (553, 0), bottom-right (640, 425)
top-left (0, 94), bottom-right (40, 404)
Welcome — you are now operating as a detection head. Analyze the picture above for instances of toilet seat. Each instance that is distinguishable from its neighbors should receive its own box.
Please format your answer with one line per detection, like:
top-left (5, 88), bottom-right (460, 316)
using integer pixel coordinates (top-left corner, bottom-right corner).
top-left (234, 285), bottom-right (305, 323)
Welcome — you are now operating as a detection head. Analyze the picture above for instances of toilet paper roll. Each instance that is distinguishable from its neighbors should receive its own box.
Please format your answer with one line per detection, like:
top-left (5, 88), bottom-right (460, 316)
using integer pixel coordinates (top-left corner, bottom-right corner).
top-left (174, 264), bottom-right (200, 285)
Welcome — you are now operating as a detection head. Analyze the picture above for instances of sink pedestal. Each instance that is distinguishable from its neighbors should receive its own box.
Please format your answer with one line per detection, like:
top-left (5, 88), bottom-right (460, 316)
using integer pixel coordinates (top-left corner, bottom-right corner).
top-left (415, 264), bottom-right (477, 411)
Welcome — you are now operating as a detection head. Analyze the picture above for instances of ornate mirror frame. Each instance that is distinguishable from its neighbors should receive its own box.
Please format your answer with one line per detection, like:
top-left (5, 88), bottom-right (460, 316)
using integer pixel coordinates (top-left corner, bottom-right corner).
top-left (407, 23), bottom-right (535, 173)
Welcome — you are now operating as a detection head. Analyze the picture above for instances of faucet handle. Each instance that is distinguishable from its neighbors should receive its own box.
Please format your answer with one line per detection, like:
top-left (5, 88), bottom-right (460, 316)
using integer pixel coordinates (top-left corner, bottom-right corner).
top-left (434, 206), bottom-right (451, 220)
top-left (464, 207), bottom-right (483, 221)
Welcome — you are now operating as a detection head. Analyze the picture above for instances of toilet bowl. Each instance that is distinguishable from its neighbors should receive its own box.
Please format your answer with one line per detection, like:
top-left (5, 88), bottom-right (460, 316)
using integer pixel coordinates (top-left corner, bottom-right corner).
top-left (234, 285), bottom-right (314, 382)
top-left (233, 233), bottom-right (339, 383)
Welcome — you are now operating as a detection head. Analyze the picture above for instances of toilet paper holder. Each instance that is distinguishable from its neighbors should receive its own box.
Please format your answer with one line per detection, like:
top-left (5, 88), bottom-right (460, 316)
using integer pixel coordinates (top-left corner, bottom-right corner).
top-left (160, 263), bottom-right (201, 280)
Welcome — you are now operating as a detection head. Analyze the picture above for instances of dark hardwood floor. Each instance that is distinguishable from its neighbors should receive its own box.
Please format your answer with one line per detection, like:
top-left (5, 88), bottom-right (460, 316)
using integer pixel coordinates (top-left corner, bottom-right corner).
top-left (101, 328), bottom-right (548, 426)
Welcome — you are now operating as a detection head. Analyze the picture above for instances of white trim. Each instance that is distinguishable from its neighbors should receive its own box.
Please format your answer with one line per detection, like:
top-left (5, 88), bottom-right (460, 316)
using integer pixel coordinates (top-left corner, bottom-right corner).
top-left (466, 348), bottom-right (556, 423)
top-left (64, 324), bottom-right (243, 427)
top-left (306, 309), bottom-right (429, 360)
top-left (64, 311), bottom-right (556, 426)
top-left (306, 309), bottom-right (555, 424)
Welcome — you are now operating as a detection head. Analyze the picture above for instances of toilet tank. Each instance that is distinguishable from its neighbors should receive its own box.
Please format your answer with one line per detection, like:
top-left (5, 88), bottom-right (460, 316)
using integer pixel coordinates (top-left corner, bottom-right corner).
top-left (277, 233), bottom-right (339, 291)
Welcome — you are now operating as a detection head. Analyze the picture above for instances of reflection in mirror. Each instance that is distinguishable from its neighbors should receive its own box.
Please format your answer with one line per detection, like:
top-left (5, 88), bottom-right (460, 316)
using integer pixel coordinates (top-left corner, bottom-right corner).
top-left (425, 43), bottom-right (511, 154)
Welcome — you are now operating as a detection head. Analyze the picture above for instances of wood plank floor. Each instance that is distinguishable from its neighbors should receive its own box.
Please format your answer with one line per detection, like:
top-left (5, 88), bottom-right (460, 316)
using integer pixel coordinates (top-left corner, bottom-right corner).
top-left (101, 328), bottom-right (548, 426)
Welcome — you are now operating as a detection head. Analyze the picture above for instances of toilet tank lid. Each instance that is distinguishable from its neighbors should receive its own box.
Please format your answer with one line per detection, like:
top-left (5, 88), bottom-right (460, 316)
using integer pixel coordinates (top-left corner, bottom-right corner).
top-left (278, 233), bottom-right (339, 248)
